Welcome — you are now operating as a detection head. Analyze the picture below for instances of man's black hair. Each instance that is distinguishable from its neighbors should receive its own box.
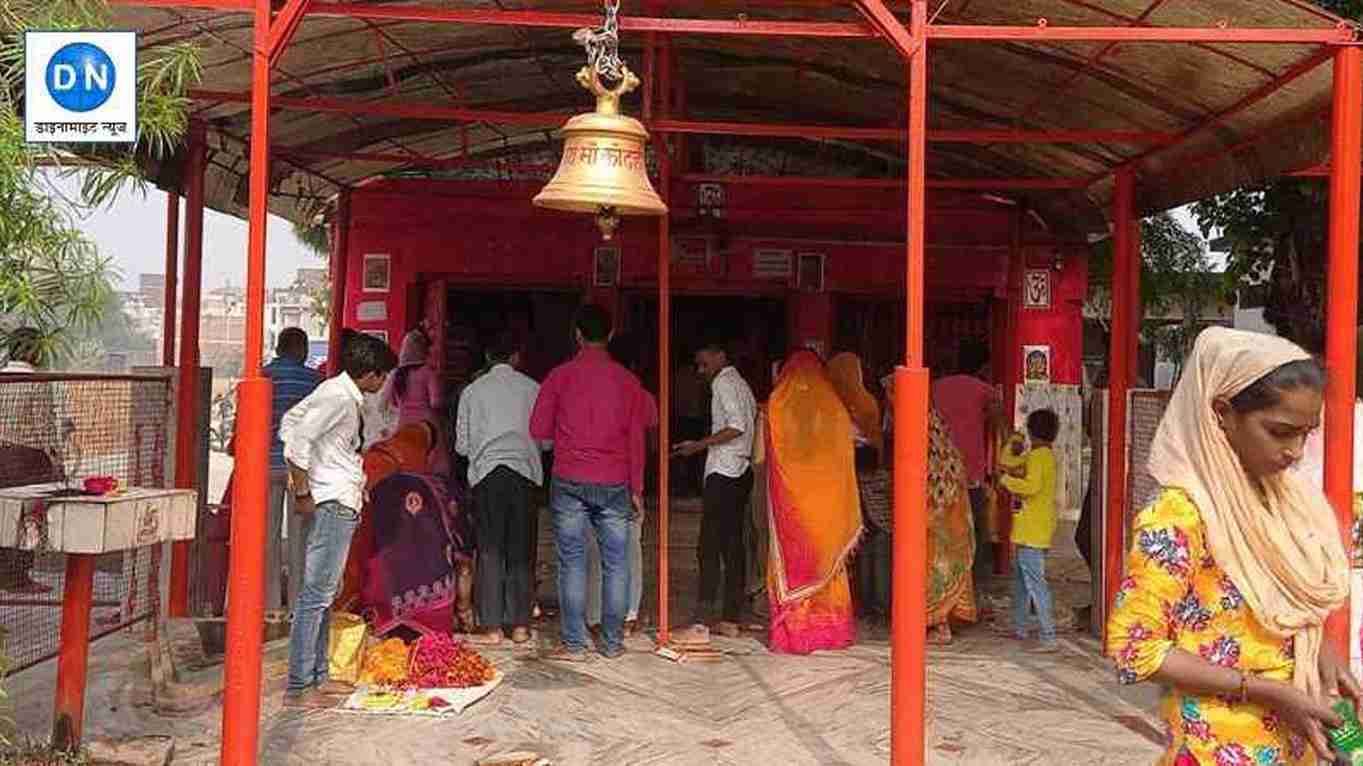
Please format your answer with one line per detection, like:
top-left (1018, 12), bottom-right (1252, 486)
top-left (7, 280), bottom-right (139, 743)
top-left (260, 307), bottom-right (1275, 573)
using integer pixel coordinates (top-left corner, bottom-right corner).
top-left (486, 331), bottom-right (520, 364)
top-left (342, 333), bottom-right (398, 380)
top-left (696, 340), bottom-right (729, 359)
top-left (958, 339), bottom-right (990, 376)
top-left (575, 304), bottom-right (612, 344)
top-left (276, 327), bottom-right (309, 360)
top-left (1026, 408), bottom-right (1060, 443)
top-left (6, 327), bottom-right (42, 366)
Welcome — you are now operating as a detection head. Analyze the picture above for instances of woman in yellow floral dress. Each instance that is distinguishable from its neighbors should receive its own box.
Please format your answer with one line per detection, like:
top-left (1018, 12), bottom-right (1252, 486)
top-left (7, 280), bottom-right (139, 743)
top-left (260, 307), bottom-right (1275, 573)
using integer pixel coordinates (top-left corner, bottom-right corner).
top-left (1107, 327), bottom-right (1358, 765)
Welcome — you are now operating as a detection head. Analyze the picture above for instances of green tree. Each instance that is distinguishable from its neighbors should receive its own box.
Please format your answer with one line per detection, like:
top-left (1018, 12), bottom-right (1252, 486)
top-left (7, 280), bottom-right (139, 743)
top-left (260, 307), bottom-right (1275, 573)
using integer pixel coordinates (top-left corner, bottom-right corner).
top-left (1085, 213), bottom-right (1227, 378)
top-left (0, 1), bottom-right (199, 364)
top-left (1189, 0), bottom-right (1363, 351)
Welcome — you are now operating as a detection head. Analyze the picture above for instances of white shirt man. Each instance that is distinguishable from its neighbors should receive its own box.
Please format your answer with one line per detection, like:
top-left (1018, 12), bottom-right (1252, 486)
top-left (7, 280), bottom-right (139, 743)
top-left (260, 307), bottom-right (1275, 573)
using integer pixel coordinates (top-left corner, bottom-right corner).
top-left (675, 345), bottom-right (758, 633)
top-left (456, 361), bottom-right (544, 489)
top-left (279, 333), bottom-right (395, 707)
top-left (704, 366), bottom-right (758, 479)
top-left (280, 372), bottom-right (367, 513)
top-left (455, 347), bottom-right (545, 643)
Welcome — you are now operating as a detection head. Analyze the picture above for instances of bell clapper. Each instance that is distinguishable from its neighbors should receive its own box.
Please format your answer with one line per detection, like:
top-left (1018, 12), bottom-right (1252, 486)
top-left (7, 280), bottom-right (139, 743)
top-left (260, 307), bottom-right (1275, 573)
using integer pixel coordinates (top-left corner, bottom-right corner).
top-left (596, 207), bottom-right (621, 240)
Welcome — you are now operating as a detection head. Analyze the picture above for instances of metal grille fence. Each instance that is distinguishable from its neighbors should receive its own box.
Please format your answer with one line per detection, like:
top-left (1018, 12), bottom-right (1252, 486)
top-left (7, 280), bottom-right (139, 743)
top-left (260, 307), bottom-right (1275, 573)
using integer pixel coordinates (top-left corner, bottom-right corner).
top-left (0, 372), bottom-right (174, 672)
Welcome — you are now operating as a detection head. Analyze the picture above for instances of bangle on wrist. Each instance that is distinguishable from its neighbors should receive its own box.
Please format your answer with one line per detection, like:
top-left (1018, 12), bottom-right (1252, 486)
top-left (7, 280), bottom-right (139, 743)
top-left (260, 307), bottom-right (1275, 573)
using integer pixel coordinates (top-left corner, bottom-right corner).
top-left (1238, 670), bottom-right (1252, 703)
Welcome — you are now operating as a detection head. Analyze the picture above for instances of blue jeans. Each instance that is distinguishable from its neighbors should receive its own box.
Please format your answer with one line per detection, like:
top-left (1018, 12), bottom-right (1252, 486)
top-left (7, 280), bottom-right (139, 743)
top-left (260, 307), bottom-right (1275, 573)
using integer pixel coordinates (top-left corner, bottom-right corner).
top-left (1011, 545), bottom-right (1056, 643)
top-left (287, 501), bottom-right (360, 692)
top-left (550, 477), bottom-right (632, 654)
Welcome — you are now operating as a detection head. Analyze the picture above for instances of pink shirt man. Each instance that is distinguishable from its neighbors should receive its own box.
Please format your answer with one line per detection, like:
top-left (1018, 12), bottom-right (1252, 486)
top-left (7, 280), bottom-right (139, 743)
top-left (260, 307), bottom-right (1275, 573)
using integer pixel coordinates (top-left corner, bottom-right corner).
top-left (530, 346), bottom-right (654, 495)
top-left (931, 374), bottom-right (999, 486)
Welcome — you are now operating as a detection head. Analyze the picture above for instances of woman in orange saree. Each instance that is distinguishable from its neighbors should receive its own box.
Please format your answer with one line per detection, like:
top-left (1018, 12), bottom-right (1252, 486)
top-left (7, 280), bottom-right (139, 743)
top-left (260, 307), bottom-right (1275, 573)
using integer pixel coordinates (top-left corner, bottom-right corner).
top-left (766, 350), bottom-right (862, 654)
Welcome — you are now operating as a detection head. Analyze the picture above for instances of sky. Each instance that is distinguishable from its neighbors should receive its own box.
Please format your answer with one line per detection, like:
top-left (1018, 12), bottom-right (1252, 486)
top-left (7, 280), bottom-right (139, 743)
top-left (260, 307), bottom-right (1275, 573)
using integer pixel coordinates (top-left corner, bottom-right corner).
top-left (41, 170), bottom-right (317, 291)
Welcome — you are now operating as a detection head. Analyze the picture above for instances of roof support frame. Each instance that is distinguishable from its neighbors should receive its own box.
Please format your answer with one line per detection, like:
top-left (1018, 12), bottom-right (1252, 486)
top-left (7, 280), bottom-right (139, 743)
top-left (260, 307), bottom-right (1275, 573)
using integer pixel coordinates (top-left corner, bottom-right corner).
top-left (191, 88), bottom-right (1179, 144)
top-left (111, 0), bottom-right (1355, 44)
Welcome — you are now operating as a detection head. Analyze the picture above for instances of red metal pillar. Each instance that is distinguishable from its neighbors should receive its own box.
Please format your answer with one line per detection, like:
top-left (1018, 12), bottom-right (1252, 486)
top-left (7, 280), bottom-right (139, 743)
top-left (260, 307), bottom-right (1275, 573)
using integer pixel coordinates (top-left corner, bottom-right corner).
top-left (171, 122), bottom-right (207, 617)
top-left (51, 554), bottom-right (95, 750)
top-left (163, 193), bottom-right (180, 365)
top-left (220, 1), bottom-right (273, 762)
top-left (653, 32), bottom-right (674, 647)
top-left (327, 190), bottom-right (352, 376)
top-left (1103, 170), bottom-right (1137, 638)
top-left (892, 3), bottom-right (928, 765)
top-left (1324, 45), bottom-right (1362, 657)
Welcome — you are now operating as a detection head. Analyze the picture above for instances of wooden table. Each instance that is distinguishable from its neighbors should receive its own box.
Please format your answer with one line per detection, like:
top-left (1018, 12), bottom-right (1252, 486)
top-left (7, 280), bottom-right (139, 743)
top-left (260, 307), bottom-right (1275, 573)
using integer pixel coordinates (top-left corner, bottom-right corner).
top-left (0, 483), bottom-right (196, 749)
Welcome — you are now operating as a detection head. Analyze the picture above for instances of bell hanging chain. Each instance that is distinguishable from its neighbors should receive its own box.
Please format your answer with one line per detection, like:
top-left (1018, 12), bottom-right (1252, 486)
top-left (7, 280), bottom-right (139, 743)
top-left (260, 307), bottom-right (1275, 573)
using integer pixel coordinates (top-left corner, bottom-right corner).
top-left (573, 0), bottom-right (626, 84)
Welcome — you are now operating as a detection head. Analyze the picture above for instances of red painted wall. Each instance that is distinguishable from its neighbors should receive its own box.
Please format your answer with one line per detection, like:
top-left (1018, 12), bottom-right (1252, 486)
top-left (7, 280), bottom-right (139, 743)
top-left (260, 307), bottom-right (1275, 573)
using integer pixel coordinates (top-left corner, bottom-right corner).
top-left (339, 178), bottom-right (1085, 379)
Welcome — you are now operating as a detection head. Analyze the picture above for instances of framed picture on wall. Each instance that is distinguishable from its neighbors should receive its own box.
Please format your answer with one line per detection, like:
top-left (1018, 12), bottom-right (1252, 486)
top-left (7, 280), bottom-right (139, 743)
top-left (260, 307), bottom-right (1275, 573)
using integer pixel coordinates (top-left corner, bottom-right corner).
top-left (594, 245), bottom-right (621, 287)
top-left (1023, 269), bottom-right (1052, 309)
top-left (1023, 344), bottom-right (1052, 385)
top-left (797, 252), bottom-right (825, 292)
top-left (362, 254), bottom-right (391, 293)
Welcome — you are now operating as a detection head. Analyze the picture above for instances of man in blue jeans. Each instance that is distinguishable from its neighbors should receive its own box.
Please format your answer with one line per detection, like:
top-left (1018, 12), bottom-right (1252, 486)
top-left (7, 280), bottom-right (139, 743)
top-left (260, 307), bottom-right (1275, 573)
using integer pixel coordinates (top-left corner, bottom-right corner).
top-left (530, 306), bottom-right (654, 661)
top-left (280, 333), bottom-right (396, 707)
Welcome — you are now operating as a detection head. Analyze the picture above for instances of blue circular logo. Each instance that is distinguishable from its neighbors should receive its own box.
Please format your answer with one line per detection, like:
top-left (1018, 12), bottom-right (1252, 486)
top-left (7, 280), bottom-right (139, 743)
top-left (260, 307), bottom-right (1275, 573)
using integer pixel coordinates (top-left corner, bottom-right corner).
top-left (45, 43), bottom-right (116, 113)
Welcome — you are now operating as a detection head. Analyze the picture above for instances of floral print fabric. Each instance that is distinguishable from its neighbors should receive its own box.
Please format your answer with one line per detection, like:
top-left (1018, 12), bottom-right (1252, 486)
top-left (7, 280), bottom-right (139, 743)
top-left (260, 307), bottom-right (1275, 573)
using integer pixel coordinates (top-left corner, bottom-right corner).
top-left (1107, 488), bottom-right (1308, 766)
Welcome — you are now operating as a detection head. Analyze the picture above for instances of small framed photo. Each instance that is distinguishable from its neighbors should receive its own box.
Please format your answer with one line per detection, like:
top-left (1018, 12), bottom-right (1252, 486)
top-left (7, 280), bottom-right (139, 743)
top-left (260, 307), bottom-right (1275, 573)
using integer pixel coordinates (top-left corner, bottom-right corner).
top-left (594, 245), bottom-right (621, 287)
top-left (1023, 269), bottom-right (1052, 309)
top-left (797, 253), bottom-right (825, 292)
top-left (1023, 345), bottom-right (1051, 385)
top-left (362, 254), bottom-right (391, 293)
top-left (362, 330), bottom-right (389, 345)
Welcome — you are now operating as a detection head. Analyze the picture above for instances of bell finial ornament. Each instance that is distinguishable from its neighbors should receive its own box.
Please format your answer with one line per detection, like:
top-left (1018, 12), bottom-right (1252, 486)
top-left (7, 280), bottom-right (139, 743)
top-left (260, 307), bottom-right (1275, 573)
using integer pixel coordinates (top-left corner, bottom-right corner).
top-left (533, 0), bottom-right (667, 240)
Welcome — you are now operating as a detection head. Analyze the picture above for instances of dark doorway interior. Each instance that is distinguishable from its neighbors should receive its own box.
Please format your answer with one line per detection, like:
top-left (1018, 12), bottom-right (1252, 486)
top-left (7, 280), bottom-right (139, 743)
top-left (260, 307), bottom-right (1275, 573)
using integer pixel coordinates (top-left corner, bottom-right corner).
top-left (623, 293), bottom-right (788, 403)
top-left (443, 288), bottom-right (583, 391)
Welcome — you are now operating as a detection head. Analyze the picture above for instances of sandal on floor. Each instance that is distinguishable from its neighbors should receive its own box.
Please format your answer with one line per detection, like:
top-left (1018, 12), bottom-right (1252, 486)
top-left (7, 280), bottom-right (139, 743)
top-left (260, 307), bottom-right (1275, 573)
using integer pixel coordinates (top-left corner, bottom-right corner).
top-left (510, 627), bottom-right (532, 644)
top-left (542, 645), bottom-right (595, 663)
top-left (467, 631), bottom-right (505, 646)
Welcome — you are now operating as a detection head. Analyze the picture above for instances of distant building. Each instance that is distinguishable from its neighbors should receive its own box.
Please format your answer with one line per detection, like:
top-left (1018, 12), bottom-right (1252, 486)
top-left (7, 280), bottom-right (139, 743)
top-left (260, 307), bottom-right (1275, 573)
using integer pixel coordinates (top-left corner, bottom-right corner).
top-left (138, 273), bottom-right (166, 308)
top-left (265, 269), bottom-right (330, 363)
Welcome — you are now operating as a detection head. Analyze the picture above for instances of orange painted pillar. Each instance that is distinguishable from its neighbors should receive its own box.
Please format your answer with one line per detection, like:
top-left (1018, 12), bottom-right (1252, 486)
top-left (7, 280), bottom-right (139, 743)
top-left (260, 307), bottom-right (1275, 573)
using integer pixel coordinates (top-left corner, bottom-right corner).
top-left (1103, 170), bottom-right (1136, 640)
top-left (171, 122), bottom-right (207, 617)
top-left (327, 190), bottom-right (351, 376)
top-left (1324, 45), bottom-right (1362, 658)
top-left (219, 1), bottom-right (273, 763)
top-left (653, 33), bottom-right (674, 646)
top-left (892, 3), bottom-right (929, 765)
top-left (51, 554), bottom-right (95, 750)
top-left (163, 193), bottom-right (180, 365)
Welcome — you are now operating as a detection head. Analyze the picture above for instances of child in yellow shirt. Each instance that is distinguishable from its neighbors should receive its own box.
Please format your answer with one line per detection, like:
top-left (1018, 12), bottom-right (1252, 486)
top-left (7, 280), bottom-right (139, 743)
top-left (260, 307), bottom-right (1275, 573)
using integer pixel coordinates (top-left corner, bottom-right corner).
top-left (998, 408), bottom-right (1059, 653)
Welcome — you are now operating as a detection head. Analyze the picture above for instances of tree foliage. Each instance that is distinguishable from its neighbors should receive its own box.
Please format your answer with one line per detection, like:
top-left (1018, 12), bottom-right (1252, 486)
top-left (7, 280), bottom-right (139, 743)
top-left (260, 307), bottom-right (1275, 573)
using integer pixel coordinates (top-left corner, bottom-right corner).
top-left (1086, 213), bottom-right (1225, 339)
top-left (0, 1), bottom-right (199, 365)
top-left (1189, 0), bottom-right (1362, 352)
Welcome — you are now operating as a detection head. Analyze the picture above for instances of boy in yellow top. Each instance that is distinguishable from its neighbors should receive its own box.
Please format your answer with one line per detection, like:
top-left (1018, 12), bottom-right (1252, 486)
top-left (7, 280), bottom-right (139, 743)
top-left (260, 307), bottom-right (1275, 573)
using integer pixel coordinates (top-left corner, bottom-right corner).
top-left (998, 408), bottom-right (1060, 653)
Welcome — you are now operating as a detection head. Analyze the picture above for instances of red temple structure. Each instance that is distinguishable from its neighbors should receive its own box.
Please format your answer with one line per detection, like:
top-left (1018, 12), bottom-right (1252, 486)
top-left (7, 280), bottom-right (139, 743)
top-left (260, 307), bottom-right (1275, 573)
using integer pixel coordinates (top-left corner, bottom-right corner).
top-left (67, 1), bottom-right (1363, 764)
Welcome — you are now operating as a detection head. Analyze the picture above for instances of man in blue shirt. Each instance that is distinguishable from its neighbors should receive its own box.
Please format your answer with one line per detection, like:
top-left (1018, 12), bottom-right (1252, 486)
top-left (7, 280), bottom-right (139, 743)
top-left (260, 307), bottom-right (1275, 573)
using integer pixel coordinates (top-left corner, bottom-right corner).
top-left (263, 328), bottom-right (322, 616)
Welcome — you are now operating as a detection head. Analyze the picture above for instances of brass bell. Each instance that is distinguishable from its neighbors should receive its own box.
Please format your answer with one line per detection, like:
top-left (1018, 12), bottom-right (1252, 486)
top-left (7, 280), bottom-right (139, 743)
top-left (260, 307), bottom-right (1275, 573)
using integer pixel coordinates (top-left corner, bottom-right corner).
top-left (534, 62), bottom-right (667, 240)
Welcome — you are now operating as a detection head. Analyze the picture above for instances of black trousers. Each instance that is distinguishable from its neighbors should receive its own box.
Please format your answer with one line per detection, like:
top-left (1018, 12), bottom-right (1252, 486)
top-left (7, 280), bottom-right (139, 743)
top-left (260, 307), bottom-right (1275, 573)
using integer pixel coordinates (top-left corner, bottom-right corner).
top-left (473, 466), bottom-right (535, 629)
top-left (699, 469), bottom-right (754, 622)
